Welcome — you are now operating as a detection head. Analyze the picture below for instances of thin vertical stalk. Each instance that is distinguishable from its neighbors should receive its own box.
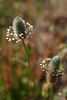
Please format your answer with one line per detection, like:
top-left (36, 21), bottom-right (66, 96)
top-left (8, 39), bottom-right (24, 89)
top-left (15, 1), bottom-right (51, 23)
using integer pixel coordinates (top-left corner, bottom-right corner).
top-left (22, 40), bottom-right (42, 96)
top-left (50, 84), bottom-right (53, 100)
top-left (22, 40), bottom-right (36, 87)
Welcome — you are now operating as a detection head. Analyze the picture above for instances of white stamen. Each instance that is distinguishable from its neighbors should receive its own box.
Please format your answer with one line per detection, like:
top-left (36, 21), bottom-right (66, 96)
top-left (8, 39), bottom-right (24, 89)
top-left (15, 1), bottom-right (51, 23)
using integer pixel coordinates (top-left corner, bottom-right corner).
top-left (27, 22), bottom-right (30, 25)
top-left (8, 38), bottom-right (11, 41)
top-left (7, 29), bottom-right (10, 32)
top-left (27, 36), bottom-right (29, 38)
top-left (22, 20), bottom-right (25, 23)
top-left (12, 38), bottom-right (14, 40)
top-left (29, 27), bottom-right (31, 29)
top-left (6, 34), bottom-right (9, 36)
top-left (30, 25), bottom-right (33, 28)
top-left (6, 37), bottom-right (8, 40)
top-left (7, 32), bottom-right (9, 34)
top-left (16, 41), bottom-right (19, 43)
top-left (14, 34), bottom-right (18, 37)
top-left (29, 32), bottom-right (31, 35)
top-left (22, 37), bottom-right (24, 39)
top-left (43, 60), bottom-right (45, 63)
top-left (10, 33), bottom-right (13, 35)
top-left (19, 34), bottom-right (21, 37)
top-left (18, 39), bottom-right (21, 41)
top-left (42, 60), bottom-right (45, 63)
top-left (40, 64), bottom-right (42, 66)
top-left (25, 31), bottom-right (27, 33)
top-left (21, 33), bottom-right (23, 35)
top-left (13, 31), bottom-right (15, 33)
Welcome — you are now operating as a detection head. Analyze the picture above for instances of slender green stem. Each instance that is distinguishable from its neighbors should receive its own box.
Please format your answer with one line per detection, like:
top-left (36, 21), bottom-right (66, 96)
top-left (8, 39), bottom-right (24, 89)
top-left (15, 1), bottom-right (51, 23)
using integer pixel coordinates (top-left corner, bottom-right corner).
top-left (22, 40), bottom-right (42, 96)
top-left (22, 40), bottom-right (36, 87)
top-left (50, 84), bottom-right (53, 100)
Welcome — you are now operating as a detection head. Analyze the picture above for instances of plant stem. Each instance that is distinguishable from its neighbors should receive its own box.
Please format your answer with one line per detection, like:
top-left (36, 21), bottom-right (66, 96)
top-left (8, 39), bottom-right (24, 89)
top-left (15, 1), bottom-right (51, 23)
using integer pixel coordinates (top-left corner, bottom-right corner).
top-left (22, 40), bottom-right (42, 96)
top-left (49, 84), bottom-right (53, 100)
top-left (22, 40), bottom-right (36, 87)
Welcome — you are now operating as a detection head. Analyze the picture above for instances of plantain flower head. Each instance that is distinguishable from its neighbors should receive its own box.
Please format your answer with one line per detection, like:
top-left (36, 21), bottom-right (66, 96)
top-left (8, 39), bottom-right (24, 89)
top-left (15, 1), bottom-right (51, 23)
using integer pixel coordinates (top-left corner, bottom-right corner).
top-left (13, 16), bottom-right (26, 39)
top-left (6, 16), bottom-right (33, 43)
top-left (40, 55), bottom-right (64, 84)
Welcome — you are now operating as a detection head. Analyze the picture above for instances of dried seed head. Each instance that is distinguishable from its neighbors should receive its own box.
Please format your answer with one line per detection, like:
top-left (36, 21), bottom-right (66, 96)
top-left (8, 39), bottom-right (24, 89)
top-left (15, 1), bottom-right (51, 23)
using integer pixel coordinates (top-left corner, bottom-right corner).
top-left (13, 16), bottom-right (26, 39)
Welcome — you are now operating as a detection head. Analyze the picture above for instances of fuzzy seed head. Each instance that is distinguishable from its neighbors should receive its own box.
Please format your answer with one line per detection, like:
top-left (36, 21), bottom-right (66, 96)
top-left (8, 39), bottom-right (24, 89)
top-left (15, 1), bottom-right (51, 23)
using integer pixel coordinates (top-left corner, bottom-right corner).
top-left (13, 16), bottom-right (26, 39)
top-left (48, 55), bottom-right (61, 72)
top-left (46, 55), bottom-right (62, 84)
top-left (6, 17), bottom-right (34, 43)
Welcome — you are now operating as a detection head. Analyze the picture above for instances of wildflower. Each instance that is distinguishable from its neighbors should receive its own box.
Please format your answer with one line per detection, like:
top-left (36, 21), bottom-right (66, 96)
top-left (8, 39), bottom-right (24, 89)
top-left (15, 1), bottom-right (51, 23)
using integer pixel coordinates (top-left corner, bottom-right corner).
top-left (6, 17), bottom-right (34, 43)
top-left (46, 55), bottom-right (64, 84)
top-left (13, 16), bottom-right (26, 39)
top-left (5, 17), bottom-right (36, 88)
top-left (40, 55), bottom-right (64, 84)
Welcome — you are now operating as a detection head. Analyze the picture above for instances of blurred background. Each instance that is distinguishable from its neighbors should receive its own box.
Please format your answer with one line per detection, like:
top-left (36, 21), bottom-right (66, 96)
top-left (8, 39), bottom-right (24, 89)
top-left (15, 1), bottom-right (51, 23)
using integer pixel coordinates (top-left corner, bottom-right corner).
top-left (0, 0), bottom-right (67, 100)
